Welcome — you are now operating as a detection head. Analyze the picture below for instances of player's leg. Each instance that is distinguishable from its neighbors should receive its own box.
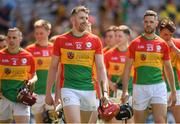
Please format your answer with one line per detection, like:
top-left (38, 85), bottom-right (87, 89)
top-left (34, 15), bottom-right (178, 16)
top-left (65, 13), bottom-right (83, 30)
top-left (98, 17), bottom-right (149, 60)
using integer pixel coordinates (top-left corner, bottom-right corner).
top-left (133, 84), bottom-right (150, 123)
top-left (88, 99), bottom-right (99, 123)
top-left (80, 90), bottom-right (97, 123)
top-left (13, 116), bottom-right (30, 123)
top-left (31, 94), bottom-right (45, 123)
top-left (171, 90), bottom-right (180, 123)
top-left (152, 104), bottom-right (167, 123)
top-left (80, 110), bottom-right (93, 123)
top-left (151, 82), bottom-right (167, 123)
top-left (0, 97), bottom-right (13, 123)
top-left (13, 102), bottom-right (30, 123)
top-left (61, 88), bottom-right (81, 123)
top-left (63, 105), bottom-right (81, 123)
top-left (134, 109), bottom-right (148, 123)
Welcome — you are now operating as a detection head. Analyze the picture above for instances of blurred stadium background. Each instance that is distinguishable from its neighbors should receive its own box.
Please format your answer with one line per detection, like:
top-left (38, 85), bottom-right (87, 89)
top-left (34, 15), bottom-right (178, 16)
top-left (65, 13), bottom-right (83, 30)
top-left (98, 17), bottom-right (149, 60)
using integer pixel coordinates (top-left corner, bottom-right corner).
top-left (0, 0), bottom-right (180, 47)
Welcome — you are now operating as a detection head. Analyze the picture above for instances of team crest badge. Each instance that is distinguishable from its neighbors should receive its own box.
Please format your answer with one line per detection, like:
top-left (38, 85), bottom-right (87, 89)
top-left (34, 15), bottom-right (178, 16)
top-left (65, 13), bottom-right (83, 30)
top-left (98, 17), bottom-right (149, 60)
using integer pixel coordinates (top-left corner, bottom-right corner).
top-left (67, 52), bottom-right (74, 59)
top-left (141, 54), bottom-right (146, 61)
top-left (114, 65), bottom-right (119, 71)
top-left (37, 59), bottom-right (43, 65)
top-left (4, 68), bottom-right (11, 75)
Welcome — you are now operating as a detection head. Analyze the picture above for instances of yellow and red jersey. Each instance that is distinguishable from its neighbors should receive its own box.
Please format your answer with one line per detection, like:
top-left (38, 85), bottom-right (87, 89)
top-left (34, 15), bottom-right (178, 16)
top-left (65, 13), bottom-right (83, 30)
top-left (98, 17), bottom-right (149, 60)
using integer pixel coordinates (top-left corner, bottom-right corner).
top-left (26, 43), bottom-right (54, 94)
top-left (104, 48), bottom-right (133, 93)
top-left (166, 38), bottom-right (180, 91)
top-left (0, 48), bottom-right (35, 102)
top-left (129, 35), bottom-right (170, 85)
top-left (53, 32), bottom-right (103, 90)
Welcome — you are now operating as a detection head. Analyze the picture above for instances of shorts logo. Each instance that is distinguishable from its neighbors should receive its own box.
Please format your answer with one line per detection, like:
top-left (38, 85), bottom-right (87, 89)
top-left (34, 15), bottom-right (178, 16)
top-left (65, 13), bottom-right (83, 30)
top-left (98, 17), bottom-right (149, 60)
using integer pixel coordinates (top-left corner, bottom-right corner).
top-left (141, 54), bottom-right (146, 61)
top-left (4, 68), bottom-right (11, 75)
top-left (67, 52), bottom-right (74, 59)
top-left (63, 97), bottom-right (70, 103)
top-left (37, 59), bottom-right (43, 65)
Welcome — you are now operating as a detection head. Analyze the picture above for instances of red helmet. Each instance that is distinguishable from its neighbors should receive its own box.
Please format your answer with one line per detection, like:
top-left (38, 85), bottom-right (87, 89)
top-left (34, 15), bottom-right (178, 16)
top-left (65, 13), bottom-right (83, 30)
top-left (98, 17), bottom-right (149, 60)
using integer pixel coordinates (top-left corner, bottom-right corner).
top-left (98, 100), bottom-right (120, 121)
top-left (17, 81), bottom-right (37, 106)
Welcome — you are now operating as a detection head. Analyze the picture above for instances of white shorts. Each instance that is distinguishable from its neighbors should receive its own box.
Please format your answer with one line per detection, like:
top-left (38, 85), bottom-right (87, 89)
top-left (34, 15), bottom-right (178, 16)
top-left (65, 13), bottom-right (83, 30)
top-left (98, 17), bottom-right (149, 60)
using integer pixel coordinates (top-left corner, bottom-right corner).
top-left (31, 94), bottom-right (55, 114)
top-left (133, 82), bottom-right (167, 110)
top-left (61, 88), bottom-right (97, 111)
top-left (0, 97), bottom-right (30, 120)
top-left (168, 90), bottom-right (180, 105)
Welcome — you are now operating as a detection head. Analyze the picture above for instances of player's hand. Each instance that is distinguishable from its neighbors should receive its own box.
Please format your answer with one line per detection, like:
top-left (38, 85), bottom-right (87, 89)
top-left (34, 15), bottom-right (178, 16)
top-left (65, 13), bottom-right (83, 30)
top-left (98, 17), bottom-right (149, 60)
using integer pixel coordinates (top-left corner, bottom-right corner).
top-left (100, 91), bottom-right (109, 105)
top-left (45, 94), bottom-right (54, 106)
top-left (121, 92), bottom-right (129, 104)
top-left (0, 92), bottom-right (2, 99)
top-left (54, 98), bottom-right (61, 108)
top-left (109, 83), bottom-right (117, 92)
top-left (168, 91), bottom-right (177, 107)
top-left (167, 40), bottom-right (175, 48)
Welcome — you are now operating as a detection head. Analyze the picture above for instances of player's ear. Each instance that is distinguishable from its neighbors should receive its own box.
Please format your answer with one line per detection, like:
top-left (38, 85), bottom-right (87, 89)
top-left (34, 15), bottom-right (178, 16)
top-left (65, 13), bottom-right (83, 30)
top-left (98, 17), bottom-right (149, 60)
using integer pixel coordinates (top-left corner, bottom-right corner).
top-left (70, 15), bottom-right (75, 24)
top-left (156, 19), bottom-right (159, 27)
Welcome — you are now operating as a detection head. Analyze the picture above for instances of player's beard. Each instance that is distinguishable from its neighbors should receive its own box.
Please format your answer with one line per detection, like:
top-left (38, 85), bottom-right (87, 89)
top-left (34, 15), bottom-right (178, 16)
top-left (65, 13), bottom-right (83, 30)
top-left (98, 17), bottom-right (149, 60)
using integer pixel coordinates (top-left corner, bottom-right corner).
top-left (78, 23), bottom-right (87, 32)
top-left (144, 26), bottom-right (155, 34)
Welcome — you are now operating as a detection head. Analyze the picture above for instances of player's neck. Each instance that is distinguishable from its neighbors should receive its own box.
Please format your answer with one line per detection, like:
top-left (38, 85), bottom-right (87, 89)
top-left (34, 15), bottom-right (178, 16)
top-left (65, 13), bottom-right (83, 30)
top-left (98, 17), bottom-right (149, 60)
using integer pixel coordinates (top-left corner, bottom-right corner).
top-left (117, 44), bottom-right (128, 51)
top-left (142, 33), bottom-right (156, 40)
top-left (71, 28), bottom-right (86, 38)
top-left (36, 40), bottom-right (49, 47)
top-left (7, 47), bottom-right (21, 54)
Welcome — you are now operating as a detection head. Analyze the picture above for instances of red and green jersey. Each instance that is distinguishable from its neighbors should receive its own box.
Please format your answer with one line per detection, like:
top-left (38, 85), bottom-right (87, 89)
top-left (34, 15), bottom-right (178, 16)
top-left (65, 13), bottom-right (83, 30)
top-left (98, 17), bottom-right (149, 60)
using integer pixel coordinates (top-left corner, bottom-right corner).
top-left (53, 32), bottom-right (103, 90)
top-left (0, 48), bottom-right (35, 102)
top-left (104, 48), bottom-right (133, 94)
top-left (129, 35), bottom-right (170, 85)
top-left (166, 38), bottom-right (180, 91)
top-left (26, 43), bottom-right (54, 94)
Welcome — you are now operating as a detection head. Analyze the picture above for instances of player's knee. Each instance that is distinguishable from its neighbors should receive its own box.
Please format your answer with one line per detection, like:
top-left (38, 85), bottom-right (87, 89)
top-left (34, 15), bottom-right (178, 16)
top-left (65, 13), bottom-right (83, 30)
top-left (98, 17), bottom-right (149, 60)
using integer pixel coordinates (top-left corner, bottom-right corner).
top-left (154, 115), bottom-right (166, 123)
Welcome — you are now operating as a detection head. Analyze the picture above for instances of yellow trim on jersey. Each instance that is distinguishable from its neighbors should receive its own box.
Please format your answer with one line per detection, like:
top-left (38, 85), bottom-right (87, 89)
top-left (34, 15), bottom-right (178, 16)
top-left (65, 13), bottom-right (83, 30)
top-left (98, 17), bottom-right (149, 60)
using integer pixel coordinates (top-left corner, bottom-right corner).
top-left (60, 48), bottom-right (95, 67)
top-left (134, 51), bottom-right (163, 69)
top-left (0, 65), bottom-right (30, 80)
top-left (35, 57), bottom-right (51, 70)
top-left (177, 59), bottom-right (180, 70)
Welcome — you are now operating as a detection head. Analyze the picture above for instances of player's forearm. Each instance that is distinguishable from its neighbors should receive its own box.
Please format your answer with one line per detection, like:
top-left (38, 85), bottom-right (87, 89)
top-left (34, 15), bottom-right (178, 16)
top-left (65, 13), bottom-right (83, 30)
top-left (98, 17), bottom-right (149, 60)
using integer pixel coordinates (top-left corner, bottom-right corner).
top-left (171, 45), bottom-right (180, 58)
top-left (29, 73), bottom-right (37, 84)
top-left (122, 58), bottom-right (132, 93)
top-left (46, 66), bottom-right (58, 95)
top-left (164, 62), bottom-right (176, 92)
top-left (122, 70), bottom-right (130, 93)
top-left (98, 66), bottom-right (109, 92)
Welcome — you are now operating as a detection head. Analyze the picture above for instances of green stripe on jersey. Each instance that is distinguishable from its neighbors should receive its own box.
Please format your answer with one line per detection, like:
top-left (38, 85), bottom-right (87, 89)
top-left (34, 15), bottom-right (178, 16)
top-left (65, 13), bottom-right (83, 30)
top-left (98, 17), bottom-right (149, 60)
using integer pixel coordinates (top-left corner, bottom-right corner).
top-left (135, 66), bottom-right (163, 84)
top-left (166, 67), bottom-right (180, 91)
top-left (1, 80), bottom-right (24, 102)
top-left (34, 70), bottom-right (55, 94)
top-left (63, 64), bottom-right (94, 90)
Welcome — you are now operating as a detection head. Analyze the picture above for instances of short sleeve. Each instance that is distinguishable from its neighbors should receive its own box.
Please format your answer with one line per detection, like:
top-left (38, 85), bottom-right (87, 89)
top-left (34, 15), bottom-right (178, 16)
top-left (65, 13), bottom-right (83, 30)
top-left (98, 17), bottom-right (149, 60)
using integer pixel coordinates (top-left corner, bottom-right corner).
top-left (53, 37), bottom-right (61, 56)
top-left (95, 37), bottom-right (103, 54)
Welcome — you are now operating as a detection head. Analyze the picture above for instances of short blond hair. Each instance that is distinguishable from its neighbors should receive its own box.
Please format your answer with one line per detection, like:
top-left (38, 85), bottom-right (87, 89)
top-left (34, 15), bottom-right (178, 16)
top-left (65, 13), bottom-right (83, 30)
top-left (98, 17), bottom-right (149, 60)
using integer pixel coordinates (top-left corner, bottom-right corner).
top-left (8, 27), bottom-right (22, 37)
top-left (71, 6), bottom-right (89, 16)
top-left (143, 10), bottom-right (158, 20)
top-left (34, 19), bottom-right (51, 31)
top-left (0, 34), bottom-right (6, 42)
